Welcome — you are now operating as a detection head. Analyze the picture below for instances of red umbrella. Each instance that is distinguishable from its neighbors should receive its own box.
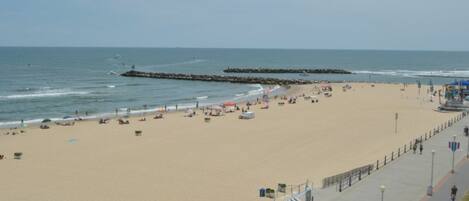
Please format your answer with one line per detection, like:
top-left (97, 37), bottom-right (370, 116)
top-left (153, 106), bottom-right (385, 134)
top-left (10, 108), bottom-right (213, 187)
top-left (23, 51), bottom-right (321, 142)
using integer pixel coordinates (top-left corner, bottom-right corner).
top-left (223, 101), bottom-right (236, 107)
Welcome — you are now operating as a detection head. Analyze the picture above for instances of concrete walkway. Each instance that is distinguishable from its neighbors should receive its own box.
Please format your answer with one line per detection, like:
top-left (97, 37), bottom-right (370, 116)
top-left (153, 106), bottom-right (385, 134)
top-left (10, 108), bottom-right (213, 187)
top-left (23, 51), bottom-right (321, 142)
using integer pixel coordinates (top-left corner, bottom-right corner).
top-left (424, 158), bottom-right (469, 201)
top-left (315, 114), bottom-right (469, 201)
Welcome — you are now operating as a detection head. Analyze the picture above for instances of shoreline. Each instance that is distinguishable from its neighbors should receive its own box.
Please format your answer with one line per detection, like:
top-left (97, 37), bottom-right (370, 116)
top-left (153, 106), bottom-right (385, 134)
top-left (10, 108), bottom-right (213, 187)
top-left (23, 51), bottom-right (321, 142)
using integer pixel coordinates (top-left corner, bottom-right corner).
top-left (0, 80), bottom-right (433, 130)
top-left (0, 85), bottom-right (288, 130)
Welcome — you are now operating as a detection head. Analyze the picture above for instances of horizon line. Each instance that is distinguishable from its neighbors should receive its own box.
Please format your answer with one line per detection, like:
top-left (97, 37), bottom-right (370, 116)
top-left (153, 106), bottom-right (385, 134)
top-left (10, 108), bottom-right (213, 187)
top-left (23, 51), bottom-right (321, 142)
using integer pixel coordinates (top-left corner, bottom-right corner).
top-left (0, 45), bottom-right (468, 53)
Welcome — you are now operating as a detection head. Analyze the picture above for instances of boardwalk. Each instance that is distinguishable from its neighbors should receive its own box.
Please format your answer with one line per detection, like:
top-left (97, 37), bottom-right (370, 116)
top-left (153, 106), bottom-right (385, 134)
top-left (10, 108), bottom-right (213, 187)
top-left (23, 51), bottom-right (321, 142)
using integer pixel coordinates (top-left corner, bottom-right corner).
top-left (315, 114), bottom-right (469, 201)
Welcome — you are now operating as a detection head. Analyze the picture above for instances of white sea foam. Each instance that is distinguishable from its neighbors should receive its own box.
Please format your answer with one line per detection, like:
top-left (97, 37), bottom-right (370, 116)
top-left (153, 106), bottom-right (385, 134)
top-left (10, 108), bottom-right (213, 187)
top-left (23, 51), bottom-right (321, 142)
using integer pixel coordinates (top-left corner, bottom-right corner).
top-left (196, 96), bottom-right (208, 100)
top-left (0, 89), bottom-right (89, 100)
top-left (353, 70), bottom-right (469, 78)
top-left (145, 59), bottom-right (207, 68)
top-left (107, 85), bottom-right (116, 88)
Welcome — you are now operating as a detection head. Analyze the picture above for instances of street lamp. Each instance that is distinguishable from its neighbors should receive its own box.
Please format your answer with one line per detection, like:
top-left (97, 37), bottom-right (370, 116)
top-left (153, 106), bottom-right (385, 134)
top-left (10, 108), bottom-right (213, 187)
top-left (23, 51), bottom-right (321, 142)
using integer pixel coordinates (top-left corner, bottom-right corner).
top-left (466, 132), bottom-right (469, 159)
top-left (451, 135), bottom-right (456, 174)
top-left (427, 150), bottom-right (436, 196)
top-left (380, 185), bottom-right (386, 201)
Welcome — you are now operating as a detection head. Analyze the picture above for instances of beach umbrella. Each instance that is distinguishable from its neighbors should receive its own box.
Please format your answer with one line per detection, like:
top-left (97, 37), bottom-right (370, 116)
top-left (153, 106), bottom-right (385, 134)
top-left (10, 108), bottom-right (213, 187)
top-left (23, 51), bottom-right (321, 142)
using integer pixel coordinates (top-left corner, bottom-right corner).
top-left (210, 105), bottom-right (223, 111)
top-left (41, 118), bottom-right (51, 123)
top-left (223, 101), bottom-right (236, 107)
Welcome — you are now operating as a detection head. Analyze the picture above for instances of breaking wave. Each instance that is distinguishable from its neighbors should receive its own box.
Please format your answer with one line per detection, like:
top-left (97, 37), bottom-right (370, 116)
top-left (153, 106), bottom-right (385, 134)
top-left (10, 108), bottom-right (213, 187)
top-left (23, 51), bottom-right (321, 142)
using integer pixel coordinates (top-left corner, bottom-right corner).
top-left (0, 89), bottom-right (89, 100)
top-left (353, 70), bottom-right (469, 78)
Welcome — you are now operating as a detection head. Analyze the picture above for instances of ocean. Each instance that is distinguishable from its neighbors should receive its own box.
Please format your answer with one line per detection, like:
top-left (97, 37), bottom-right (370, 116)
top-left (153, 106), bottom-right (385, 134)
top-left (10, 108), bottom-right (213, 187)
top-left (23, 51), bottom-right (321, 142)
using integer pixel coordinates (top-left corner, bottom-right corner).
top-left (1, 47), bottom-right (469, 127)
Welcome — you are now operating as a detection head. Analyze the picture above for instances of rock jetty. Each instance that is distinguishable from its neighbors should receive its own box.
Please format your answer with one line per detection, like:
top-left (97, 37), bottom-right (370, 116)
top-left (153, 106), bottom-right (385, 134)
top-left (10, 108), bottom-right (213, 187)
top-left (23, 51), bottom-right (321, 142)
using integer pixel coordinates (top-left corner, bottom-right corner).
top-left (121, 70), bottom-right (313, 85)
top-left (223, 68), bottom-right (351, 74)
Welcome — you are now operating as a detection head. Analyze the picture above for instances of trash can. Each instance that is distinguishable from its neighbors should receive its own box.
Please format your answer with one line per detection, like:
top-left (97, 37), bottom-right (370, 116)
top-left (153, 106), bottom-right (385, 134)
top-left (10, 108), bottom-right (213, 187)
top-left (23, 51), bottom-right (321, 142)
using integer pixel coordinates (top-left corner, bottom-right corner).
top-left (259, 188), bottom-right (266, 197)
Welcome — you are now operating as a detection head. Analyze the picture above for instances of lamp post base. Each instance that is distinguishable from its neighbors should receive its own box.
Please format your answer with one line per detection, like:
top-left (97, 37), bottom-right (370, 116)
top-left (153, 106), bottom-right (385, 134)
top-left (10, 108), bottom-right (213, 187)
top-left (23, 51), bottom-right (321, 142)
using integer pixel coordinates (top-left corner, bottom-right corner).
top-left (427, 186), bottom-right (433, 196)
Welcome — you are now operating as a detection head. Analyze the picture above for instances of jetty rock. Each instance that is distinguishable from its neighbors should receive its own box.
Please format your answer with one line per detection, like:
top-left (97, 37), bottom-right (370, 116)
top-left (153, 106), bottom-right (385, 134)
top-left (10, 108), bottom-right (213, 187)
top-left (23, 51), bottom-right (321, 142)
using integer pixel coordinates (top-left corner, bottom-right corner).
top-left (121, 70), bottom-right (313, 85)
top-left (223, 68), bottom-right (351, 74)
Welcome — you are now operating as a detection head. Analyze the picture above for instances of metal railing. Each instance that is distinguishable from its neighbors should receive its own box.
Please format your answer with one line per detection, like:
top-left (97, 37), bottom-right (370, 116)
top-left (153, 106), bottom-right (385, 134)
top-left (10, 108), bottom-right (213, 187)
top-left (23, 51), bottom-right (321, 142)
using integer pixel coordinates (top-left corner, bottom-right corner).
top-left (321, 112), bottom-right (467, 192)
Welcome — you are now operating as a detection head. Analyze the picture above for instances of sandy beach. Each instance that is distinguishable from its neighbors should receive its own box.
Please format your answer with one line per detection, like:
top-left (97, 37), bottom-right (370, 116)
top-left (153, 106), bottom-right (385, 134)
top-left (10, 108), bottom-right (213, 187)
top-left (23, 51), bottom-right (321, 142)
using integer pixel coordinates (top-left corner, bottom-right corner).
top-left (0, 83), bottom-right (456, 201)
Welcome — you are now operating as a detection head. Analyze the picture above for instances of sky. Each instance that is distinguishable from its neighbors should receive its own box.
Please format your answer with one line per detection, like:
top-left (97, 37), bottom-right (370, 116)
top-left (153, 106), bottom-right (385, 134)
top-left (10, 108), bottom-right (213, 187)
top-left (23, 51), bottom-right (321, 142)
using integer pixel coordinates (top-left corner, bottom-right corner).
top-left (1, 0), bottom-right (469, 51)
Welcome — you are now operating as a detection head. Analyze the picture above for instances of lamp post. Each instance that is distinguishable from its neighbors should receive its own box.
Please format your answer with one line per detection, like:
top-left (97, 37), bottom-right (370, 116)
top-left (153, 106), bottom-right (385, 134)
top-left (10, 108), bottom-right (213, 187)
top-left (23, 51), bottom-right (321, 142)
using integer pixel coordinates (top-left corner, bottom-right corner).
top-left (450, 135), bottom-right (457, 173)
top-left (427, 150), bottom-right (436, 196)
top-left (466, 131), bottom-right (469, 159)
top-left (380, 185), bottom-right (385, 201)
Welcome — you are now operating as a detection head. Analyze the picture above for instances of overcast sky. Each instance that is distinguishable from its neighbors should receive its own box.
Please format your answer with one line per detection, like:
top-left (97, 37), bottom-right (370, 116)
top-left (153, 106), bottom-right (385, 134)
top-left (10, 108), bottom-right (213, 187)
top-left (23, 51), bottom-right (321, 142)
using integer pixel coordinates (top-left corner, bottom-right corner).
top-left (1, 0), bottom-right (468, 50)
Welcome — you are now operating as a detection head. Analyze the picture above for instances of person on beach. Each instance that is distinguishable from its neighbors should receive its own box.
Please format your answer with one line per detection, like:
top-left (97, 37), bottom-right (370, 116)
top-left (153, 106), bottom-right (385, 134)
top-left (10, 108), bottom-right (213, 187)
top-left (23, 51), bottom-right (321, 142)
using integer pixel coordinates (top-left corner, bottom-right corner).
top-left (464, 126), bottom-right (468, 137)
top-left (450, 184), bottom-right (457, 201)
top-left (413, 142), bottom-right (417, 154)
top-left (419, 143), bottom-right (423, 155)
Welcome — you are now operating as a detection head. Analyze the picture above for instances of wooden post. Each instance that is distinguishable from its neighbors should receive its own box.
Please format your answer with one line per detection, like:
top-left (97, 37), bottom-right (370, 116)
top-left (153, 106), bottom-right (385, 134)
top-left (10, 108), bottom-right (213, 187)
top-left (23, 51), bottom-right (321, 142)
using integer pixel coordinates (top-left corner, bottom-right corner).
top-left (384, 156), bottom-right (387, 165)
top-left (398, 148), bottom-right (401, 157)
top-left (391, 152), bottom-right (394, 161)
top-left (404, 144), bottom-right (407, 153)
top-left (376, 160), bottom-right (379, 170)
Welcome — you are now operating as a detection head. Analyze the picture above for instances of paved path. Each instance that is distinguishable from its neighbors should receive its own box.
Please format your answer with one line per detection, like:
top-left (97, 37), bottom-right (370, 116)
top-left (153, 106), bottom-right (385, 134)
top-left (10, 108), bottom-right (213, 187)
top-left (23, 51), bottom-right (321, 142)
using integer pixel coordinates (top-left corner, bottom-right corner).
top-left (314, 114), bottom-right (469, 201)
top-left (424, 158), bottom-right (469, 201)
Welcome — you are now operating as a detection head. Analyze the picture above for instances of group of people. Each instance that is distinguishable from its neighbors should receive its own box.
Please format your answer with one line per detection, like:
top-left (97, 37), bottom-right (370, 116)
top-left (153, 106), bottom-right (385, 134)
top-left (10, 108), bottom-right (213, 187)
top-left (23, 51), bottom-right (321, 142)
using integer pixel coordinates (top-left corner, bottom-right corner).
top-left (412, 139), bottom-right (424, 154)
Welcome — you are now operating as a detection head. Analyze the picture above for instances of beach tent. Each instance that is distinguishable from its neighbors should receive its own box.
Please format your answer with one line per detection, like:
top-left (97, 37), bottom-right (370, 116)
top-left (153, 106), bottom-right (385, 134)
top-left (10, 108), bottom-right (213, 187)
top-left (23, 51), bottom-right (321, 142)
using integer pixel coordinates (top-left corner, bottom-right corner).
top-left (223, 101), bottom-right (236, 112)
top-left (209, 105), bottom-right (223, 111)
top-left (449, 80), bottom-right (469, 86)
top-left (239, 111), bottom-right (255, 119)
top-left (42, 118), bottom-right (51, 123)
top-left (209, 105), bottom-right (223, 116)
top-left (223, 101), bottom-right (236, 107)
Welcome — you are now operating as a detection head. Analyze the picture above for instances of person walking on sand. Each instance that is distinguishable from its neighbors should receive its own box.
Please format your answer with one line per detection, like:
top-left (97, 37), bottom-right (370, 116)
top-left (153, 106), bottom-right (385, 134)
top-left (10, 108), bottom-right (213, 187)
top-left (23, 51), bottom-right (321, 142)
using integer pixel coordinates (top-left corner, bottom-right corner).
top-left (450, 184), bottom-right (457, 201)
top-left (419, 143), bottom-right (423, 155)
top-left (413, 142), bottom-right (417, 154)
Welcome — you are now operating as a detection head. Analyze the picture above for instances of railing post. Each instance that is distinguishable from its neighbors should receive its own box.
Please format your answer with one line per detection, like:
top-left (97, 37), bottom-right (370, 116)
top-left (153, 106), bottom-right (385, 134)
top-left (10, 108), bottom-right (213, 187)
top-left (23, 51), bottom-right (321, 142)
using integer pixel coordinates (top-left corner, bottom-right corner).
top-left (376, 160), bottom-right (379, 170)
top-left (348, 175), bottom-right (352, 187)
top-left (398, 148), bottom-right (401, 157)
top-left (368, 165), bottom-right (371, 175)
top-left (425, 133), bottom-right (427, 140)
top-left (404, 144), bottom-right (407, 153)
top-left (384, 156), bottom-right (387, 165)
top-left (358, 170), bottom-right (362, 181)
top-left (391, 152), bottom-right (394, 161)
top-left (339, 180), bottom-right (342, 192)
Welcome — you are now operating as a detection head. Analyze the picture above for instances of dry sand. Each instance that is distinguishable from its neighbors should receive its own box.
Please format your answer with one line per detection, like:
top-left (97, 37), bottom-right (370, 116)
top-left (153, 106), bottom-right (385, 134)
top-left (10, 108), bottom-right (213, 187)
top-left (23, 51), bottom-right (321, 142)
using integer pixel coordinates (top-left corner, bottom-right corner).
top-left (0, 83), bottom-right (456, 201)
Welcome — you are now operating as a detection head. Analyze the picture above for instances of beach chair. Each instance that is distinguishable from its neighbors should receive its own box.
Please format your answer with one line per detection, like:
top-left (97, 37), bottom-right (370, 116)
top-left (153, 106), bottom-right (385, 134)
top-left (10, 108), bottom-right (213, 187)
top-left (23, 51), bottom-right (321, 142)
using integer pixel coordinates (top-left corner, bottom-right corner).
top-left (154, 113), bottom-right (163, 119)
top-left (135, 130), bottom-right (142, 136)
top-left (118, 119), bottom-right (129, 125)
top-left (14, 152), bottom-right (22, 160)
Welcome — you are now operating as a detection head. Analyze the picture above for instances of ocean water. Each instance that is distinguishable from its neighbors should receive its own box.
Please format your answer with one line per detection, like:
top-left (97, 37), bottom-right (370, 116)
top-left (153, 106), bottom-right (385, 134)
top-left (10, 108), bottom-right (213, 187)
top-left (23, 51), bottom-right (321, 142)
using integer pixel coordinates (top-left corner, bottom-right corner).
top-left (1, 47), bottom-right (469, 127)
